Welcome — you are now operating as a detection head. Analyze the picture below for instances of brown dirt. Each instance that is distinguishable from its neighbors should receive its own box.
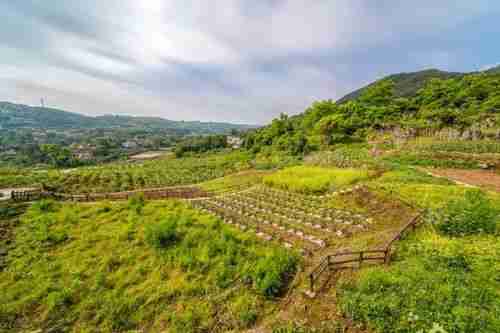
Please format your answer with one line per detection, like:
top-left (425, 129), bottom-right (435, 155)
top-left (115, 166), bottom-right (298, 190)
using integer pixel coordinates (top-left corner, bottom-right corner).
top-left (426, 168), bottom-right (500, 192)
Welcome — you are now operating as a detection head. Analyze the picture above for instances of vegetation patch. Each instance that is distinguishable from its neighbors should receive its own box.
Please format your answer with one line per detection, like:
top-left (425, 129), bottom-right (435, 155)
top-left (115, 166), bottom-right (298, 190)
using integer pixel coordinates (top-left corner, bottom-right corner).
top-left (263, 166), bottom-right (370, 194)
top-left (433, 189), bottom-right (498, 236)
top-left (0, 199), bottom-right (298, 332)
top-left (199, 170), bottom-right (268, 193)
top-left (338, 228), bottom-right (500, 333)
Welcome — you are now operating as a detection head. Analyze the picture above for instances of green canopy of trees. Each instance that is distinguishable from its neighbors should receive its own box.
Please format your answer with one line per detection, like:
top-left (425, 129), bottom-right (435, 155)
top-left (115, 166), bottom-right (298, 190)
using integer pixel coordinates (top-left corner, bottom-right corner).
top-left (244, 72), bottom-right (500, 154)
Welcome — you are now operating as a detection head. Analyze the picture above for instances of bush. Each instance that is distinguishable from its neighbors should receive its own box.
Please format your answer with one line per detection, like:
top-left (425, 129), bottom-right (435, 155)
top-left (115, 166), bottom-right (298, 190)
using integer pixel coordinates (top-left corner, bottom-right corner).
top-left (250, 249), bottom-right (298, 297)
top-left (145, 217), bottom-right (179, 249)
top-left (436, 190), bottom-right (498, 236)
top-left (127, 193), bottom-right (145, 214)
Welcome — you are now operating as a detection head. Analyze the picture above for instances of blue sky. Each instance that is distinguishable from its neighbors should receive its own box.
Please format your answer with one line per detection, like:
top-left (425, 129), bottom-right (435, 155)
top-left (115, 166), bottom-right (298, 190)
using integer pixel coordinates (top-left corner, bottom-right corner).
top-left (0, 1), bottom-right (499, 124)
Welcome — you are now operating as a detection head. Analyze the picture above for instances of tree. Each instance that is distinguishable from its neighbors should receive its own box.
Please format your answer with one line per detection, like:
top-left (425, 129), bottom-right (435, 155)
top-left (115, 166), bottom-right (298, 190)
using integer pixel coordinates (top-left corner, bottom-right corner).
top-left (40, 144), bottom-right (74, 168)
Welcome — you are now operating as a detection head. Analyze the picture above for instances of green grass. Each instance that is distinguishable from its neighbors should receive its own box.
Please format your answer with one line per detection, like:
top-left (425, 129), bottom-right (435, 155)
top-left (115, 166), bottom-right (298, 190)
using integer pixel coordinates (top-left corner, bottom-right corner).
top-left (339, 228), bottom-right (500, 333)
top-left (410, 139), bottom-right (500, 155)
top-left (383, 151), bottom-right (481, 169)
top-left (0, 199), bottom-right (298, 332)
top-left (0, 167), bottom-right (52, 189)
top-left (199, 170), bottom-right (268, 193)
top-left (304, 144), bottom-right (373, 168)
top-left (263, 166), bottom-right (371, 194)
top-left (339, 166), bottom-right (500, 332)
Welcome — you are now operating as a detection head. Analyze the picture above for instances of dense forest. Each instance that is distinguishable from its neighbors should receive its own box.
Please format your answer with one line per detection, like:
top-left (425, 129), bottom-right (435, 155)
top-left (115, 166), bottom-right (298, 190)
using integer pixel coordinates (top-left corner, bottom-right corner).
top-left (244, 68), bottom-right (500, 154)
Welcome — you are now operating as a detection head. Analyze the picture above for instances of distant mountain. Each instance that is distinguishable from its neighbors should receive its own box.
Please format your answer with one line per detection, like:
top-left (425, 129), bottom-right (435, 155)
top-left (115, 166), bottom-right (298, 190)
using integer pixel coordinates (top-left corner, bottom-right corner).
top-left (485, 64), bottom-right (500, 74)
top-left (0, 102), bottom-right (255, 134)
top-left (337, 69), bottom-right (464, 104)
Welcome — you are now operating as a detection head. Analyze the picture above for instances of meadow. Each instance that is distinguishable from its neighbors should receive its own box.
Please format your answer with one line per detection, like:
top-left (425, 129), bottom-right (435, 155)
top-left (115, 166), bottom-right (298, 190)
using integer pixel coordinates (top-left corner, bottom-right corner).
top-left (337, 167), bottom-right (500, 333)
top-left (0, 198), bottom-right (298, 332)
top-left (263, 166), bottom-right (371, 194)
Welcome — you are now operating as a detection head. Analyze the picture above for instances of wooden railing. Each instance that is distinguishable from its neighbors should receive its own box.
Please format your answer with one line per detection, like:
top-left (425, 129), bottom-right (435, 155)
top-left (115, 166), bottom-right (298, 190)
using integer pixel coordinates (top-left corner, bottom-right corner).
top-left (10, 186), bottom-right (213, 203)
top-left (11, 189), bottom-right (44, 202)
top-left (308, 211), bottom-right (424, 293)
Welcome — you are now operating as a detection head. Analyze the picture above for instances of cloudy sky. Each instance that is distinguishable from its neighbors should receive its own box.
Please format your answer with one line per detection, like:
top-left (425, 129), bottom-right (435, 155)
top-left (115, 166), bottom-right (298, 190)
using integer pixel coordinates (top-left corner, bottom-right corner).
top-left (1, 1), bottom-right (499, 124)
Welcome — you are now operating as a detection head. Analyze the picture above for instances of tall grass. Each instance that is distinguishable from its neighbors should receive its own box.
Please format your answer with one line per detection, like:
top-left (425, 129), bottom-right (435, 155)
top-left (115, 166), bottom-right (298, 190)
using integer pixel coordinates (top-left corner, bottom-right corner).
top-left (263, 166), bottom-right (370, 194)
top-left (339, 229), bottom-right (500, 332)
top-left (0, 199), bottom-right (298, 332)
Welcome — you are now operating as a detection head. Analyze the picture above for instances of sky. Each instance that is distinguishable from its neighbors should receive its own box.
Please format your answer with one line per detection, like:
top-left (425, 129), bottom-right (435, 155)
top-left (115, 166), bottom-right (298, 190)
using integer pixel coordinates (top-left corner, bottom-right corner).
top-left (1, 1), bottom-right (499, 125)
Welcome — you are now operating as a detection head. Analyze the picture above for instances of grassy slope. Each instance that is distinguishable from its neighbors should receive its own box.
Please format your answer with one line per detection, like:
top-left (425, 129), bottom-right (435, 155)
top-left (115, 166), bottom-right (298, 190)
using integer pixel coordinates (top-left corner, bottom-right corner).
top-left (0, 199), bottom-right (298, 332)
top-left (337, 167), bottom-right (500, 333)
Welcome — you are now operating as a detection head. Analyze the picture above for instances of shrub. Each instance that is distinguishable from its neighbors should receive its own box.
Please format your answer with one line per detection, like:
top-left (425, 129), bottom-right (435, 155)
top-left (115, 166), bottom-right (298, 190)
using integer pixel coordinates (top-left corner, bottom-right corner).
top-left (46, 288), bottom-right (73, 314)
top-left (127, 193), bottom-right (145, 214)
top-left (436, 189), bottom-right (498, 236)
top-left (145, 217), bottom-right (179, 249)
top-left (32, 199), bottom-right (57, 213)
top-left (250, 249), bottom-right (298, 297)
top-left (230, 295), bottom-right (258, 328)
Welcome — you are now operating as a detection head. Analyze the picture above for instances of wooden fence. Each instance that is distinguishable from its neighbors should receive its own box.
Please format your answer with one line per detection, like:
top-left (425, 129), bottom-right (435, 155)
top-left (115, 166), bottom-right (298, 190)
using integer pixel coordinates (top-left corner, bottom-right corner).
top-left (11, 186), bottom-right (212, 203)
top-left (11, 189), bottom-right (45, 202)
top-left (308, 211), bottom-right (424, 293)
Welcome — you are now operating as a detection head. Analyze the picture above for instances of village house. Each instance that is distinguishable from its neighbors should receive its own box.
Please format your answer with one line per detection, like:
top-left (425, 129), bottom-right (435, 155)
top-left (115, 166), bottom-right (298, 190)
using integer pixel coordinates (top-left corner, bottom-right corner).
top-left (227, 136), bottom-right (243, 149)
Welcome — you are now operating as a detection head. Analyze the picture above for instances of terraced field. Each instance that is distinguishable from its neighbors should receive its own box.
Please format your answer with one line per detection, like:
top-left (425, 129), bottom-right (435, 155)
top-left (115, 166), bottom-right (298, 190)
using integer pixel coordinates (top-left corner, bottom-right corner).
top-left (192, 185), bottom-right (372, 256)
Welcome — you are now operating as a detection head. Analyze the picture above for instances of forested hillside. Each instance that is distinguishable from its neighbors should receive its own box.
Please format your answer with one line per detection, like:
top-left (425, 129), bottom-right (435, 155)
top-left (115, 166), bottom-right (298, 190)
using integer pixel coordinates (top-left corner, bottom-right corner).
top-left (244, 68), bottom-right (500, 154)
top-left (0, 102), bottom-right (254, 134)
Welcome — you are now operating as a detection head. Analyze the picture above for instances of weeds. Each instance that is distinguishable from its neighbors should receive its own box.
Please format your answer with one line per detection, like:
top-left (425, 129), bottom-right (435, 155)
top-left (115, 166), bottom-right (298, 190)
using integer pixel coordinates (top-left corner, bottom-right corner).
top-left (263, 166), bottom-right (370, 194)
top-left (434, 189), bottom-right (498, 236)
top-left (0, 200), bottom-right (297, 332)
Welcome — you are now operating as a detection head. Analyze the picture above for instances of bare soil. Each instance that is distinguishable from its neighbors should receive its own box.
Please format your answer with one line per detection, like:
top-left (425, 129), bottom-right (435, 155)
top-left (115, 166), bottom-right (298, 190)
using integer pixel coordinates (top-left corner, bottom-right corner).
top-left (427, 168), bottom-right (500, 192)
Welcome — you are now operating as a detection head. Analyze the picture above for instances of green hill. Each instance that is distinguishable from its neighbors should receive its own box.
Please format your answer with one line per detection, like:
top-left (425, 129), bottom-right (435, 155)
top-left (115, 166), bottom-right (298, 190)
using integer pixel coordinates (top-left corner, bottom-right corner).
top-left (244, 66), bottom-right (500, 154)
top-left (0, 102), bottom-right (254, 134)
top-left (337, 68), bottom-right (464, 104)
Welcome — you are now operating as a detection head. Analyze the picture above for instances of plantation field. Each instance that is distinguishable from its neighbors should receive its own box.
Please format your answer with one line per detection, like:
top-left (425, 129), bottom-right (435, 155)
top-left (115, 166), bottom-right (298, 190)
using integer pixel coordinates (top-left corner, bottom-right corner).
top-left (0, 151), bottom-right (253, 194)
top-left (408, 138), bottom-right (500, 155)
top-left (0, 198), bottom-right (298, 332)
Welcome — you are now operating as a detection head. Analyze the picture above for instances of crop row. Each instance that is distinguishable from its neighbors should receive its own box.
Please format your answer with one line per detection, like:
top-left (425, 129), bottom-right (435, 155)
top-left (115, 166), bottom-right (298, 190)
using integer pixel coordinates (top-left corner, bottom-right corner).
top-left (46, 151), bottom-right (252, 193)
top-left (192, 186), bottom-right (373, 253)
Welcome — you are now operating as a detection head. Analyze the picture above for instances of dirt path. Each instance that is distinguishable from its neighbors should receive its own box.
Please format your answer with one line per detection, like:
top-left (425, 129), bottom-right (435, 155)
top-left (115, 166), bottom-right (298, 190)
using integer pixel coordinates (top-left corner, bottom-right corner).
top-left (426, 168), bottom-right (500, 192)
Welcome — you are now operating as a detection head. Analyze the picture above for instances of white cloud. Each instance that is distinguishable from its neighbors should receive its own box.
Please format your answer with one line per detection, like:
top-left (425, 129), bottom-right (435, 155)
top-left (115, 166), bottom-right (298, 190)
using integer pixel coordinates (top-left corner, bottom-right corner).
top-left (0, 1), bottom-right (499, 124)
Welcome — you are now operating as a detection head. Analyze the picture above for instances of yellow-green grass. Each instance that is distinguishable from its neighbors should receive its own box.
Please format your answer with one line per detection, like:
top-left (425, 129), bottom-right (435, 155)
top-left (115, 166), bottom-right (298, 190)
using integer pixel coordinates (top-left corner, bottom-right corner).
top-left (263, 166), bottom-right (371, 194)
top-left (339, 226), bottom-right (500, 332)
top-left (199, 170), bottom-right (270, 193)
top-left (0, 199), bottom-right (298, 332)
top-left (338, 166), bottom-right (500, 331)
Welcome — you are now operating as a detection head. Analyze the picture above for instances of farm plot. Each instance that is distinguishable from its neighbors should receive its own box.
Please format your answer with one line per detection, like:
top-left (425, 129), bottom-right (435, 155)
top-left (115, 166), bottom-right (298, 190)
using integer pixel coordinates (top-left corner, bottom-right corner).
top-left (192, 185), bottom-right (374, 256)
top-left (48, 151), bottom-right (252, 193)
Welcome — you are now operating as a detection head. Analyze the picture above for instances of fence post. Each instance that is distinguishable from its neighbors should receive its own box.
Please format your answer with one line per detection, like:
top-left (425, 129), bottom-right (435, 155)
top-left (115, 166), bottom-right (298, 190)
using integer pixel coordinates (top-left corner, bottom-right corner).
top-left (310, 274), bottom-right (314, 293)
top-left (384, 248), bottom-right (390, 264)
top-left (359, 251), bottom-right (364, 268)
